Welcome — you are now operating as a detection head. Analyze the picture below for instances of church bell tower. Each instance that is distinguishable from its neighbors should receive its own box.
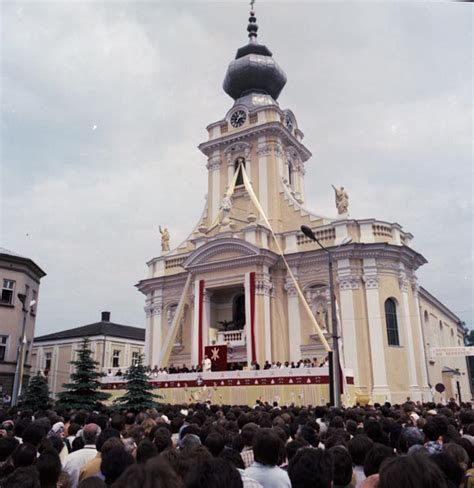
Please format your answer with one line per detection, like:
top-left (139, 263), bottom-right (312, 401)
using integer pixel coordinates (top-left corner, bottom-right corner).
top-left (198, 4), bottom-right (315, 237)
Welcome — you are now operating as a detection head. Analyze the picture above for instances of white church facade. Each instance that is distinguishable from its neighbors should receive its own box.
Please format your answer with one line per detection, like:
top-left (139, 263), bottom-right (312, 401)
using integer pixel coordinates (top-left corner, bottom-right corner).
top-left (137, 7), bottom-right (470, 405)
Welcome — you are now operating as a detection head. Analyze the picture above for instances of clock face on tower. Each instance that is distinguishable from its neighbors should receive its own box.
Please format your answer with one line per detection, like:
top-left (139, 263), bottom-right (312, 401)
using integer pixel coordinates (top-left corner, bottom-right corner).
top-left (230, 109), bottom-right (247, 128)
top-left (284, 114), bottom-right (294, 132)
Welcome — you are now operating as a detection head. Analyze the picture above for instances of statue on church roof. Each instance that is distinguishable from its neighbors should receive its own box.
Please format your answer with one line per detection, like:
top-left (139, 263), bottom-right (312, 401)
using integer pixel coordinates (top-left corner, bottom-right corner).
top-left (219, 192), bottom-right (233, 228)
top-left (332, 185), bottom-right (349, 215)
top-left (159, 225), bottom-right (170, 253)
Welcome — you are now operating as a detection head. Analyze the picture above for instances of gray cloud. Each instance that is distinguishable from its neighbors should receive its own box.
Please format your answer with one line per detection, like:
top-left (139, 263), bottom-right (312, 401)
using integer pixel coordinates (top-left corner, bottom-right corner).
top-left (1, 1), bottom-right (472, 334)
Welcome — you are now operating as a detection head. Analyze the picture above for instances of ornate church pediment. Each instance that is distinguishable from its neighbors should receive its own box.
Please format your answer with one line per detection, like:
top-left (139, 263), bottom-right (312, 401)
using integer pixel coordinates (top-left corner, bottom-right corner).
top-left (183, 238), bottom-right (278, 272)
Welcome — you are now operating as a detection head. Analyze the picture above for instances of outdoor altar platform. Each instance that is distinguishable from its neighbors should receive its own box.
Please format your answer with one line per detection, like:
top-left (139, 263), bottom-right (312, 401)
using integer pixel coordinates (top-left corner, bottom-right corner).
top-left (101, 367), bottom-right (355, 406)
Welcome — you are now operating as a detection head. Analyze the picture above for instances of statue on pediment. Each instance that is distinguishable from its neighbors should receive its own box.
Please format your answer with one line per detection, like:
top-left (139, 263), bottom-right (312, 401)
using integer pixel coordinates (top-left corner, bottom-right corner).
top-left (159, 225), bottom-right (170, 253)
top-left (332, 185), bottom-right (349, 215)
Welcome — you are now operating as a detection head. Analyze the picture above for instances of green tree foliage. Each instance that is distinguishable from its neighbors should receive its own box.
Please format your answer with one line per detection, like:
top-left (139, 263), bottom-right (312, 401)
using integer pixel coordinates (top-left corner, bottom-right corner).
top-left (114, 354), bottom-right (159, 412)
top-left (20, 372), bottom-right (51, 411)
top-left (56, 337), bottom-right (110, 409)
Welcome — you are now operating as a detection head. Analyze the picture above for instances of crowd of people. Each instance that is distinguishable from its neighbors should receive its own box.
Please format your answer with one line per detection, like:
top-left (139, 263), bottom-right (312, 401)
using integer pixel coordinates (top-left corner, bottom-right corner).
top-left (1, 399), bottom-right (473, 488)
top-left (107, 358), bottom-right (329, 379)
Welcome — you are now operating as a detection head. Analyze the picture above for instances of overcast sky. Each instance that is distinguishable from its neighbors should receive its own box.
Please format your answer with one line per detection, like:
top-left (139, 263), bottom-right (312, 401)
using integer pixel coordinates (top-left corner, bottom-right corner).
top-left (1, 1), bottom-right (472, 336)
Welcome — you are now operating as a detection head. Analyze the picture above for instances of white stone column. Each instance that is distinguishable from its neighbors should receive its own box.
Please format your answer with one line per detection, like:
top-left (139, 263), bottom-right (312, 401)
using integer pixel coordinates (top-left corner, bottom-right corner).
top-left (298, 162), bottom-right (306, 202)
top-left (362, 259), bottom-right (390, 401)
top-left (256, 270), bottom-right (273, 362)
top-left (144, 305), bottom-right (152, 366)
top-left (399, 269), bottom-right (421, 399)
top-left (257, 137), bottom-right (269, 222)
top-left (206, 153), bottom-right (221, 222)
top-left (285, 276), bottom-right (301, 362)
top-left (150, 302), bottom-right (163, 368)
top-left (411, 278), bottom-right (431, 400)
top-left (336, 259), bottom-right (360, 387)
top-left (191, 280), bottom-right (201, 367)
top-left (227, 153), bottom-right (234, 187)
top-left (244, 146), bottom-right (252, 180)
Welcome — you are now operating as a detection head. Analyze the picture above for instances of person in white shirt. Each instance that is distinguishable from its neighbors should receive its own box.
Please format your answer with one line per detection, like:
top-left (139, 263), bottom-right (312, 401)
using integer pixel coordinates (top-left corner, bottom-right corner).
top-left (62, 423), bottom-right (101, 488)
top-left (203, 355), bottom-right (212, 372)
top-left (245, 428), bottom-right (291, 488)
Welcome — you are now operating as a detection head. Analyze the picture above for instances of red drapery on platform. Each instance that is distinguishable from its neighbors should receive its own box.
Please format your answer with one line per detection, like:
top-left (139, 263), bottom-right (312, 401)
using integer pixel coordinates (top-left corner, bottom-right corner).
top-left (198, 280), bottom-right (204, 366)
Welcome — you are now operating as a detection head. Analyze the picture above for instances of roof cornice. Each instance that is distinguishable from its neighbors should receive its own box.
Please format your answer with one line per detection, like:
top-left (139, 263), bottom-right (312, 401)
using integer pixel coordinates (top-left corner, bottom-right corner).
top-left (198, 121), bottom-right (312, 162)
top-left (419, 286), bottom-right (464, 328)
top-left (0, 253), bottom-right (46, 280)
top-left (285, 243), bottom-right (427, 270)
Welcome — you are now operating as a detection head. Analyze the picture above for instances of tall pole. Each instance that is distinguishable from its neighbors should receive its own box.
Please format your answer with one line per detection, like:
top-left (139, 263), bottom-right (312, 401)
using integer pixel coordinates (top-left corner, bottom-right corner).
top-left (12, 296), bottom-right (28, 406)
top-left (300, 225), bottom-right (345, 408)
top-left (327, 253), bottom-right (341, 408)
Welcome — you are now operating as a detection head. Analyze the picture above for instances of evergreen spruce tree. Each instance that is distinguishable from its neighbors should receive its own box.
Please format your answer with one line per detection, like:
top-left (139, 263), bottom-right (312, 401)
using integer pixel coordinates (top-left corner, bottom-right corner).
top-left (56, 337), bottom-right (110, 409)
top-left (114, 354), bottom-right (158, 412)
top-left (20, 372), bottom-right (51, 411)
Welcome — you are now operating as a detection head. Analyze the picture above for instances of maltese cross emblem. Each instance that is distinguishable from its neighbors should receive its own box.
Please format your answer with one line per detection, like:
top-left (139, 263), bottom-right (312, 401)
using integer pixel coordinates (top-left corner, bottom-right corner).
top-left (211, 347), bottom-right (220, 361)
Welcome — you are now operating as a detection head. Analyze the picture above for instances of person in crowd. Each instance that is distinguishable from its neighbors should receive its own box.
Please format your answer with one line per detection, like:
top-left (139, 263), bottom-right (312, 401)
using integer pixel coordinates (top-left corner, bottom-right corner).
top-left (240, 423), bottom-right (258, 468)
top-left (3, 396), bottom-right (474, 488)
top-left (100, 446), bottom-right (134, 486)
top-left (378, 453), bottom-right (449, 488)
top-left (348, 434), bottom-right (374, 487)
top-left (328, 445), bottom-right (354, 488)
top-left (245, 428), bottom-right (291, 488)
top-left (36, 448), bottom-right (62, 488)
top-left (362, 443), bottom-right (395, 486)
top-left (186, 457), bottom-right (243, 488)
top-left (136, 439), bottom-right (158, 464)
top-left (63, 423), bottom-right (101, 488)
top-left (288, 447), bottom-right (333, 488)
top-left (78, 428), bottom-right (121, 482)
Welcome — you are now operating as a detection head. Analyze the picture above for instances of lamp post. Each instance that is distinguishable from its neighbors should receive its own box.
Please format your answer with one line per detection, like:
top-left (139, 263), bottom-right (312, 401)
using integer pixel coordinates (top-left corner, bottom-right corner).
top-left (300, 225), bottom-right (351, 408)
top-left (11, 294), bottom-right (36, 406)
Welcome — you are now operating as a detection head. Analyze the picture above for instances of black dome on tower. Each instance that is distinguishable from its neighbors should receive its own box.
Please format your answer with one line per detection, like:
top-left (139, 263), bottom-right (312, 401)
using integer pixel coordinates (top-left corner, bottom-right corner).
top-left (223, 6), bottom-right (287, 102)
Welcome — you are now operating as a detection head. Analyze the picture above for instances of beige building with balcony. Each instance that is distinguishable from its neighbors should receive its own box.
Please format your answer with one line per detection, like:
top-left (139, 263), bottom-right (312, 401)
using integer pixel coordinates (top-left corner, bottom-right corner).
top-left (0, 247), bottom-right (46, 398)
top-left (137, 8), bottom-right (471, 404)
top-left (31, 312), bottom-right (145, 397)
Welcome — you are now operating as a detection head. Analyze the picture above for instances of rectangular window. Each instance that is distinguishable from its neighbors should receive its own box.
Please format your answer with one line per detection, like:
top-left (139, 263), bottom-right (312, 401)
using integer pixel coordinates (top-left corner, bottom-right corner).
top-left (132, 351), bottom-right (139, 366)
top-left (112, 350), bottom-right (120, 368)
top-left (0, 336), bottom-right (8, 361)
top-left (45, 352), bottom-right (52, 371)
top-left (1, 280), bottom-right (15, 305)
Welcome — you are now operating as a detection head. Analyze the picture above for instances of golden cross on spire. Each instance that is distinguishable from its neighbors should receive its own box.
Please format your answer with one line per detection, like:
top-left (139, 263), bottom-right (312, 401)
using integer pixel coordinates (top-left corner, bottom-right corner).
top-left (250, 0), bottom-right (255, 10)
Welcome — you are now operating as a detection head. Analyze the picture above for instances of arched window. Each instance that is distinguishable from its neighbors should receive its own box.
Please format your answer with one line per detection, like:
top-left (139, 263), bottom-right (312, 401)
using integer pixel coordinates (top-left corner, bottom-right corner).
top-left (234, 157), bottom-right (245, 186)
top-left (385, 298), bottom-right (400, 346)
top-left (288, 161), bottom-right (293, 185)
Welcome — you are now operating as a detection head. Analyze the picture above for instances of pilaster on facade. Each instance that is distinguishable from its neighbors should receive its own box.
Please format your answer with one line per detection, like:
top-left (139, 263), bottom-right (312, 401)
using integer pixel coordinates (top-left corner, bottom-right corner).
top-left (336, 259), bottom-right (361, 387)
top-left (411, 275), bottom-right (431, 399)
top-left (284, 275), bottom-right (302, 362)
top-left (256, 269), bottom-right (273, 362)
top-left (362, 258), bottom-right (389, 398)
top-left (255, 272), bottom-right (273, 297)
top-left (257, 136), bottom-right (269, 222)
top-left (398, 268), bottom-right (421, 398)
